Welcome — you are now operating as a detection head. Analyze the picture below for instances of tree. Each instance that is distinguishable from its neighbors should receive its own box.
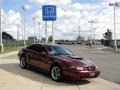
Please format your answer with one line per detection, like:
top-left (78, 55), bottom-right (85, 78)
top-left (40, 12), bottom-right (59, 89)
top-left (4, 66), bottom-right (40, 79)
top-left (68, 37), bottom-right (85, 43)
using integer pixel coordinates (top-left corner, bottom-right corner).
top-left (103, 29), bottom-right (112, 46)
top-left (41, 38), bottom-right (45, 43)
top-left (2, 32), bottom-right (14, 40)
top-left (101, 39), bottom-right (105, 45)
top-left (48, 36), bottom-right (53, 42)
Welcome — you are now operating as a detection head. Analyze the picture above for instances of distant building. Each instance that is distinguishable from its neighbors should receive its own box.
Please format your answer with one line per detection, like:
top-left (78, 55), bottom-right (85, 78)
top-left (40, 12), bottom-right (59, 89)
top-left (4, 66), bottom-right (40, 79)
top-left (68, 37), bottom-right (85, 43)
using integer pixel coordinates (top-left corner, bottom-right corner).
top-left (28, 36), bottom-right (37, 41)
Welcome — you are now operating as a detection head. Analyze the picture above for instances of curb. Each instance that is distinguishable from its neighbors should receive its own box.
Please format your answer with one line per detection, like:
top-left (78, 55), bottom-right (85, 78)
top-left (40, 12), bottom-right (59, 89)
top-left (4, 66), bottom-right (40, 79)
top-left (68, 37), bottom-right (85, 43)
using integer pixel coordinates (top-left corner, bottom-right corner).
top-left (96, 78), bottom-right (120, 89)
top-left (0, 51), bottom-right (18, 59)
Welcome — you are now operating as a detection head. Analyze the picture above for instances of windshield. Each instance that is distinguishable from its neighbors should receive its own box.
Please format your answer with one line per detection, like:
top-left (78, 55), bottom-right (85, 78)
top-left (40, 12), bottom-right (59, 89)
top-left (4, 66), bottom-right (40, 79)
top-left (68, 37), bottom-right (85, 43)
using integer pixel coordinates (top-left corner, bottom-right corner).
top-left (47, 45), bottom-right (72, 55)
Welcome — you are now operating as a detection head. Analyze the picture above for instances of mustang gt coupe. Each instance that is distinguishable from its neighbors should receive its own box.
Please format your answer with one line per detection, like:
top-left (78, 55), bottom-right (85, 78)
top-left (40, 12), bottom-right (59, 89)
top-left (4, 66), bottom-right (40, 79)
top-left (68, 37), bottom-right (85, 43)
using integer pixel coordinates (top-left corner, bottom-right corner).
top-left (18, 44), bottom-right (100, 81)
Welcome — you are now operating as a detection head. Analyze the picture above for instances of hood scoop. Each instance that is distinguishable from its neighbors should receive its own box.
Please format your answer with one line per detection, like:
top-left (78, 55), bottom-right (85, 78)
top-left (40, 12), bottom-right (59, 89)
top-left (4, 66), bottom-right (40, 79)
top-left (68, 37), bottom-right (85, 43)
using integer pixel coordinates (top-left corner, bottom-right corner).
top-left (68, 56), bottom-right (83, 60)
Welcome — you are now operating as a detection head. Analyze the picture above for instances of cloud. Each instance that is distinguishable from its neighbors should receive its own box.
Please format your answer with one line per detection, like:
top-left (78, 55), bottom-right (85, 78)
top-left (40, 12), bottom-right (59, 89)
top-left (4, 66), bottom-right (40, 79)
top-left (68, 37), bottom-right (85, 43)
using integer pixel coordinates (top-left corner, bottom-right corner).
top-left (103, 0), bottom-right (120, 3)
top-left (29, 1), bottom-right (120, 39)
top-left (24, 4), bottom-right (32, 10)
top-left (29, 0), bottom-right (72, 5)
top-left (2, 0), bottom-right (120, 40)
top-left (62, 10), bottom-right (81, 20)
top-left (2, 9), bottom-right (22, 39)
top-left (31, 10), bottom-right (42, 21)
top-left (72, 3), bottom-right (103, 11)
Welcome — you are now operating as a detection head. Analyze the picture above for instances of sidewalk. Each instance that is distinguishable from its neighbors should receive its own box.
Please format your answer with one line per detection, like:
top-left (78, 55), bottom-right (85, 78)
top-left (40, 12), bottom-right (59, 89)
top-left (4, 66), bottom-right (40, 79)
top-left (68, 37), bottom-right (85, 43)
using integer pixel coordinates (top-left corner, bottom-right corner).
top-left (0, 51), bottom-right (120, 90)
top-left (0, 63), bottom-right (120, 90)
top-left (42, 78), bottom-right (120, 90)
top-left (0, 51), bottom-right (18, 59)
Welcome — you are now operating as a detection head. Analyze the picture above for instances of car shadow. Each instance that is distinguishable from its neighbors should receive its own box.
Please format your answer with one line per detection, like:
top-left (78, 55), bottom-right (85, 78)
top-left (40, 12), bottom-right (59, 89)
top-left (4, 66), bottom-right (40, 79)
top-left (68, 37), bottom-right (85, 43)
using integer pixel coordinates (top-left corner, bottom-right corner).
top-left (0, 63), bottom-right (90, 86)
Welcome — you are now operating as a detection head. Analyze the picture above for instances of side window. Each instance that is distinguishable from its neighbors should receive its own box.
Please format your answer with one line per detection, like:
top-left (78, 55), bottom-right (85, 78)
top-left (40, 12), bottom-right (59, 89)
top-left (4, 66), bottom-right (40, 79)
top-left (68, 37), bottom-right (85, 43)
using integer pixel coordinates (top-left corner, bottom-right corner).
top-left (46, 46), bottom-right (56, 55)
top-left (27, 45), bottom-right (46, 54)
top-left (35, 45), bottom-right (46, 54)
top-left (47, 46), bottom-right (52, 54)
top-left (27, 45), bottom-right (35, 50)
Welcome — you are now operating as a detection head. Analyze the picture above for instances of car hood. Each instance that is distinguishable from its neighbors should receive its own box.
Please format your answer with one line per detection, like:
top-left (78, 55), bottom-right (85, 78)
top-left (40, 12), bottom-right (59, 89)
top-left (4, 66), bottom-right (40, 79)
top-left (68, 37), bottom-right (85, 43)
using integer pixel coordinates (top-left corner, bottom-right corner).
top-left (54, 55), bottom-right (95, 67)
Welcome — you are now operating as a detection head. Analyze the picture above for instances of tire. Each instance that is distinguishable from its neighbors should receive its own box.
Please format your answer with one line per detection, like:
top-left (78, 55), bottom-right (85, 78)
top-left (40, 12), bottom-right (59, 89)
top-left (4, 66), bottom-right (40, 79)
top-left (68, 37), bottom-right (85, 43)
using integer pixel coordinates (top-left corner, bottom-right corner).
top-left (20, 56), bottom-right (27, 69)
top-left (50, 65), bottom-right (63, 81)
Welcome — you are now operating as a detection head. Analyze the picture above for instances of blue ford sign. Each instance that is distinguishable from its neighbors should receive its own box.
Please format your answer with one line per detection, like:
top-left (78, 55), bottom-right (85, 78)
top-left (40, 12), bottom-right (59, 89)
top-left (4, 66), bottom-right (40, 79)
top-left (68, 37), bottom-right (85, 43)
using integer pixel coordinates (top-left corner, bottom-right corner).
top-left (42, 5), bottom-right (57, 21)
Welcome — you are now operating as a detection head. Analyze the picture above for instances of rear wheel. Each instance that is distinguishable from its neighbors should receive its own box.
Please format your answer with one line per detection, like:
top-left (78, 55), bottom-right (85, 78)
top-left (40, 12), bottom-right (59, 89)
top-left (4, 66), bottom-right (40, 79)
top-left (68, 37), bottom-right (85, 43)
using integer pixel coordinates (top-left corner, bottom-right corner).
top-left (50, 65), bottom-right (63, 81)
top-left (20, 56), bottom-right (27, 69)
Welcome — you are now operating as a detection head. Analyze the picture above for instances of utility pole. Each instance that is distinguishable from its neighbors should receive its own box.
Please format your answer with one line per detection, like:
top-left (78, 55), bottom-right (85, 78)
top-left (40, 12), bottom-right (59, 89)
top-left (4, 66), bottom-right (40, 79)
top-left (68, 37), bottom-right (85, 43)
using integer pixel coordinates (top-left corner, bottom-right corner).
top-left (17, 24), bottom-right (20, 40)
top-left (17, 24), bottom-right (20, 47)
top-left (45, 21), bottom-right (48, 44)
top-left (21, 5), bottom-right (27, 47)
top-left (22, 26), bottom-right (24, 41)
top-left (79, 12), bottom-right (81, 38)
top-left (109, 2), bottom-right (120, 52)
top-left (32, 17), bottom-right (36, 44)
top-left (73, 30), bottom-right (77, 44)
top-left (93, 28), bottom-right (96, 45)
top-left (38, 22), bottom-right (41, 44)
top-left (52, 21), bottom-right (54, 44)
top-left (0, 0), bottom-right (4, 52)
top-left (78, 26), bottom-right (80, 37)
top-left (88, 20), bottom-right (96, 46)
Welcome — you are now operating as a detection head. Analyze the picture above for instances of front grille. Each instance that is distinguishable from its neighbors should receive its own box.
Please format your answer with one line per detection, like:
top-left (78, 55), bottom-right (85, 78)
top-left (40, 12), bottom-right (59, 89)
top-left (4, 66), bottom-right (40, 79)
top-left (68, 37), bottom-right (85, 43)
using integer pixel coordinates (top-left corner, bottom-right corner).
top-left (84, 66), bottom-right (95, 71)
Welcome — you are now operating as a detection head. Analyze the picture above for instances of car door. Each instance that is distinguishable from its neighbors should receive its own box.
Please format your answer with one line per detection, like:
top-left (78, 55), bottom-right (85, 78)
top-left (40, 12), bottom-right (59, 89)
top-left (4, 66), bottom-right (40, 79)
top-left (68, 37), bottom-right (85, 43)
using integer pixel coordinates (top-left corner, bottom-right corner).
top-left (25, 45), bottom-right (39, 66)
top-left (29, 45), bottom-right (53, 71)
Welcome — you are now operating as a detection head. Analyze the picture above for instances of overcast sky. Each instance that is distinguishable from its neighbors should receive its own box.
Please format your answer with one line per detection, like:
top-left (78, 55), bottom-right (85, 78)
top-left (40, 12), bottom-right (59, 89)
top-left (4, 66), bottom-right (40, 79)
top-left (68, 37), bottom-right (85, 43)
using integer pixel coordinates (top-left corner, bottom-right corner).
top-left (1, 0), bottom-right (120, 40)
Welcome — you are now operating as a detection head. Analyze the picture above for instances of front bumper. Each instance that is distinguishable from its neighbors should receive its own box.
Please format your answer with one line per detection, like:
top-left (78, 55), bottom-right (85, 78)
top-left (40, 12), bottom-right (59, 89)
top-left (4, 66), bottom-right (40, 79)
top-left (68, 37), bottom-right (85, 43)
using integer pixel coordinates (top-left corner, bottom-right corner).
top-left (63, 70), bottom-right (100, 80)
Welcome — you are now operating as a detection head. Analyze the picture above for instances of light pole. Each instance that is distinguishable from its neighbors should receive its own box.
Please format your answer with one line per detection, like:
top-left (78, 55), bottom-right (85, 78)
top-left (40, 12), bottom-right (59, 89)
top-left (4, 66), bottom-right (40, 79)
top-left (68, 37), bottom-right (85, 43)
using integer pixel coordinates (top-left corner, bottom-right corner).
top-left (73, 30), bottom-right (76, 41)
top-left (78, 26), bottom-right (80, 37)
top-left (73, 30), bottom-right (79, 44)
top-left (52, 21), bottom-right (54, 44)
top-left (45, 21), bottom-right (48, 44)
top-left (21, 5), bottom-right (27, 47)
top-left (17, 24), bottom-right (20, 47)
top-left (17, 24), bottom-right (20, 41)
top-left (38, 22), bottom-right (41, 44)
top-left (93, 28), bottom-right (97, 45)
top-left (0, 0), bottom-right (4, 52)
top-left (32, 17), bottom-right (36, 44)
top-left (88, 20), bottom-right (96, 46)
top-left (109, 2), bottom-right (120, 52)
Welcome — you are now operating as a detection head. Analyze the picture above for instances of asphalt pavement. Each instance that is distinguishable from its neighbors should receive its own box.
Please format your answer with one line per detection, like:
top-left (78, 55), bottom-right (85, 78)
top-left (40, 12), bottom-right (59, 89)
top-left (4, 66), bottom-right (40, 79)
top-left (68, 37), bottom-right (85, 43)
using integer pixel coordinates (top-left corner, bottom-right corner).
top-left (0, 45), bottom-right (120, 90)
top-left (64, 45), bottom-right (120, 84)
top-left (2, 45), bottom-right (120, 84)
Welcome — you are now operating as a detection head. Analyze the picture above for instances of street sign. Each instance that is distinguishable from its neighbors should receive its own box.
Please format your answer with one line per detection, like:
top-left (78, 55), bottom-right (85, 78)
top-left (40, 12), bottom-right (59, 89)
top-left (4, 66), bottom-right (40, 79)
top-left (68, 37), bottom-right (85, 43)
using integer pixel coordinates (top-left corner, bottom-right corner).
top-left (42, 5), bottom-right (56, 21)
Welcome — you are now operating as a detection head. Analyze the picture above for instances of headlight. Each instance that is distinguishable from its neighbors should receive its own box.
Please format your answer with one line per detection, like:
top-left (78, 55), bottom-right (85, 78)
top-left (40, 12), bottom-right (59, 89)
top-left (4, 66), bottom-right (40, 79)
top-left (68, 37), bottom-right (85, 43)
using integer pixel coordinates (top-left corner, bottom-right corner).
top-left (76, 67), bottom-right (84, 71)
top-left (68, 66), bottom-right (84, 71)
top-left (95, 66), bottom-right (98, 70)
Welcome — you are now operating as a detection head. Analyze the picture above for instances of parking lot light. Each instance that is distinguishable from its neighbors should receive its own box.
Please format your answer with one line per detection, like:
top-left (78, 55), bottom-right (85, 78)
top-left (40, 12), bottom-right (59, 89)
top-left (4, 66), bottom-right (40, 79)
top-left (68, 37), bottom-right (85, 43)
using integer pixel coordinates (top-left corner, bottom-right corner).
top-left (109, 2), bottom-right (120, 52)
top-left (38, 22), bottom-right (41, 44)
top-left (88, 20), bottom-right (97, 46)
top-left (32, 17), bottom-right (36, 44)
top-left (0, 0), bottom-right (4, 52)
top-left (21, 5), bottom-right (27, 47)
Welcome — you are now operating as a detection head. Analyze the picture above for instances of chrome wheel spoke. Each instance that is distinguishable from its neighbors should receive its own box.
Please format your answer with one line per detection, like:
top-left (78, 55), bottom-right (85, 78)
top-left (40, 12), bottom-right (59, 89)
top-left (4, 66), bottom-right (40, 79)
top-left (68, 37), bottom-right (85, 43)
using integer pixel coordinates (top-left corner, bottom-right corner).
top-left (51, 66), bottom-right (61, 80)
top-left (20, 57), bottom-right (27, 68)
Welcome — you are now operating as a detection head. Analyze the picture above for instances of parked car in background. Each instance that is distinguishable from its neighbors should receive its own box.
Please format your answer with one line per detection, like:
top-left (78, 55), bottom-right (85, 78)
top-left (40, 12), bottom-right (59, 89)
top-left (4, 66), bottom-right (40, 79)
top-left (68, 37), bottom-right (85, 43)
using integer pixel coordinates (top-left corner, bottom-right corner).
top-left (18, 44), bottom-right (100, 81)
top-left (110, 41), bottom-right (120, 48)
top-left (117, 42), bottom-right (120, 48)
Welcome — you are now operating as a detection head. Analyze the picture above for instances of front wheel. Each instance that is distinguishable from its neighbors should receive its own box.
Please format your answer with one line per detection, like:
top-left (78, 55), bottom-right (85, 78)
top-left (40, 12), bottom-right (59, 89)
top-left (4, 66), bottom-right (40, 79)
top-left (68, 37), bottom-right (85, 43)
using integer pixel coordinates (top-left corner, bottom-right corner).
top-left (50, 65), bottom-right (63, 81)
top-left (20, 56), bottom-right (27, 69)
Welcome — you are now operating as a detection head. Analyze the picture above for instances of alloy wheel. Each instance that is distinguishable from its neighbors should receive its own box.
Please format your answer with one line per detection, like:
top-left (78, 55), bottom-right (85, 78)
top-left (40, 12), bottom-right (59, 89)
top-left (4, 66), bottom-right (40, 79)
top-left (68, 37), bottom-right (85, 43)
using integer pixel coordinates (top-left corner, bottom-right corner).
top-left (51, 66), bottom-right (62, 81)
top-left (20, 57), bottom-right (27, 68)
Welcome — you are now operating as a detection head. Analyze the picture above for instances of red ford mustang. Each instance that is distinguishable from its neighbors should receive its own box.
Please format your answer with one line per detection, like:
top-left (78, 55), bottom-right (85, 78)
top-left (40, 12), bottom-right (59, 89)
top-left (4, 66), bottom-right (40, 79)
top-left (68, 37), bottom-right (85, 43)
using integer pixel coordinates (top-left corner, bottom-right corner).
top-left (18, 44), bottom-right (100, 81)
